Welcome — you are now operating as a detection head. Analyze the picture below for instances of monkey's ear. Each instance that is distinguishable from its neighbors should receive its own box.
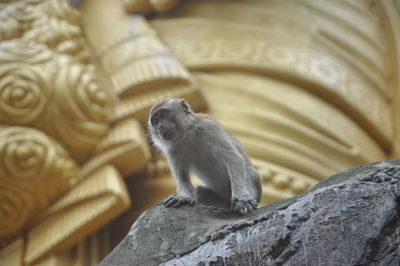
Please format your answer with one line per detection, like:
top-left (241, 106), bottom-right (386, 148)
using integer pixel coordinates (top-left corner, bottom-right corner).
top-left (180, 99), bottom-right (192, 114)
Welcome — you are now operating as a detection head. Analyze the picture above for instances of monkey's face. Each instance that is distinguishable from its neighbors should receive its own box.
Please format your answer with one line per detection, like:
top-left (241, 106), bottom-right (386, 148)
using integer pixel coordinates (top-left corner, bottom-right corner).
top-left (149, 108), bottom-right (178, 141)
top-left (148, 98), bottom-right (192, 144)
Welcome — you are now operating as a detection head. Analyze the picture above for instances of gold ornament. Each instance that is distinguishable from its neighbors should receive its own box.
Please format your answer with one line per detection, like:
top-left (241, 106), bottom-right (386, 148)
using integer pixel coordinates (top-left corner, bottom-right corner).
top-left (0, 126), bottom-right (79, 238)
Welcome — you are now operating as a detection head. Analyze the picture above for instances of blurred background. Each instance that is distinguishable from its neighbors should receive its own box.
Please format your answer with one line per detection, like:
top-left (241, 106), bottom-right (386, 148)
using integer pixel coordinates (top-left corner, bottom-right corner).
top-left (0, 0), bottom-right (399, 264)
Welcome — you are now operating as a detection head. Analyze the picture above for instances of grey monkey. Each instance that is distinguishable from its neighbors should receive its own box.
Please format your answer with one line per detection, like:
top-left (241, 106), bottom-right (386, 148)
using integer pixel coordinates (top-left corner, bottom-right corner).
top-left (148, 98), bottom-right (262, 215)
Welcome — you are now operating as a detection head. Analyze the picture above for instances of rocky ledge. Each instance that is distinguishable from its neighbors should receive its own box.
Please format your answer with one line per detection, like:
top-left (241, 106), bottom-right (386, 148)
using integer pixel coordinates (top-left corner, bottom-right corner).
top-left (100, 159), bottom-right (400, 266)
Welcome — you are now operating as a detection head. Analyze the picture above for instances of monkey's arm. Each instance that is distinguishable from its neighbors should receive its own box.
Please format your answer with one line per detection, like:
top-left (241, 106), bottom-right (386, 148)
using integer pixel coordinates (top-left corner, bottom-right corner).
top-left (201, 118), bottom-right (258, 215)
top-left (164, 158), bottom-right (196, 208)
top-left (225, 152), bottom-right (258, 215)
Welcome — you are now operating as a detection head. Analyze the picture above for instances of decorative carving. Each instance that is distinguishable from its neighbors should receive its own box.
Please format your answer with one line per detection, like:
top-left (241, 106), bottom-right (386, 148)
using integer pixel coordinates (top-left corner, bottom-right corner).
top-left (27, 228), bottom-right (111, 266)
top-left (82, 13), bottom-right (197, 99)
top-left (0, 65), bottom-right (51, 125)
top-left (0, 126), bottom-right (79, 238)
top-left (109, 56), bottom-right (195, 97)
top-left (0, 40), bottom-right (116, 161)
top-left (25, 165), bottom-right (130, 265)
top-left (80, 4), bottom-right (206, 129)
top-left (0, 2), bottom-right (37, 41)
top-left (152, 19), bottom-right (393, 148)
top-left (93, 119), bottom-right (148, 155)
top-left (18, 0), bottom-right (90, 63)
top-left (0, 185), bottom-right (34, 241)
top-left (0, 0), bottom-right (133, 261)
top-left (47, 60), bottom-right (115, 161)
top-left (0, 41), bottom-right (53, 125)
top-left (81, 119), bottom-right (150, 177)
top-left (0, 39), bottom-right (53, 65)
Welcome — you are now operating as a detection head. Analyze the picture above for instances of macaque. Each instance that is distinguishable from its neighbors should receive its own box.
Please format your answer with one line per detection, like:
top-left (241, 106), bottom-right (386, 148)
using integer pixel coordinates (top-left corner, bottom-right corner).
top-left (148, 98), bottom-right (262, 215)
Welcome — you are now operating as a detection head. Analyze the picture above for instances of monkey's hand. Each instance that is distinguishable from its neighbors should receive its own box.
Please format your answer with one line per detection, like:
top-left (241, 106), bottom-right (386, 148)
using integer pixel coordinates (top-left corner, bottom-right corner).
top-left (163, 194), bottom-right (197, 208)
top-left (231, 193), bottom-right (258, 216)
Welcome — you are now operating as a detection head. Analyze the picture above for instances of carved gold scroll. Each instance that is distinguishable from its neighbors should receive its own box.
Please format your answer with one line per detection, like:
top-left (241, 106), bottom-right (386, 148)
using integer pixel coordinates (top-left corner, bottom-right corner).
top-left (0, 0), bottom-right (151, 265)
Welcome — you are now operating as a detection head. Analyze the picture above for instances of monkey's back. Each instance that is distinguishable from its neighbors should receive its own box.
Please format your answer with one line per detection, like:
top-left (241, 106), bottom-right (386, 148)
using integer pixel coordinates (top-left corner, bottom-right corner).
top-left (185, 115), bottom-right (233, 200)
top-left (186, 114), bottom-right (260, 201)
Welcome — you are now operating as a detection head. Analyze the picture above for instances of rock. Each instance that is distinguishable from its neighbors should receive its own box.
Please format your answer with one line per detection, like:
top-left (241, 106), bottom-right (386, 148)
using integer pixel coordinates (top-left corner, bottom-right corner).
top-left (99, 159), bottom-right (400, 266)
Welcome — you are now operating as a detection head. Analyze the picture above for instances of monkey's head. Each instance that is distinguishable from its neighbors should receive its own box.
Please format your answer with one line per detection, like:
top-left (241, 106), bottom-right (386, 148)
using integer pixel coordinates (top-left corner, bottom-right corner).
top-left (148, 98), bottom-right (193, 145)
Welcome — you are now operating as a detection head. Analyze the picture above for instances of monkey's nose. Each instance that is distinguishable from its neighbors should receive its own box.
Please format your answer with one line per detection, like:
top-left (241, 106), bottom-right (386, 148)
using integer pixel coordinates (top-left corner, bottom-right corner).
top-left (157, 125), bottom-right (164, 130)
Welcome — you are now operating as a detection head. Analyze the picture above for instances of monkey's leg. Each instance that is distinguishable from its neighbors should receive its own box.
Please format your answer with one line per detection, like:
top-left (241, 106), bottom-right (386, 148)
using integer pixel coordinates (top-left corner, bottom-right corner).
top-left (164, 164), bottom-right (197, 208)
top-left (228, 159), bottom-right (258, 215)
top-left (196, 186), bottom-right (230, 209)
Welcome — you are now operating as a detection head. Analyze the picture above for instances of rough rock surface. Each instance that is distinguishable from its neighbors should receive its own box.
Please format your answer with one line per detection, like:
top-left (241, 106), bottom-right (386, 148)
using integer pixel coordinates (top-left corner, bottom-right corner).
top-left (100, 159), bottom-right (400, 266)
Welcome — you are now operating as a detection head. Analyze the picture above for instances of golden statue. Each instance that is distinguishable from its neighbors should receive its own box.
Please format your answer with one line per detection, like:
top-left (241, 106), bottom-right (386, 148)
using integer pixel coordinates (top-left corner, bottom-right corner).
top-left (0, 0), bottom-right (399, 265)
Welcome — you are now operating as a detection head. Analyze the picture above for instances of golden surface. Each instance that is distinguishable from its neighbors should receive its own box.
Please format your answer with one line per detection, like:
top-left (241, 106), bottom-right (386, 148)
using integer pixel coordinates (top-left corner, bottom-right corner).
top-left (0, 126), bottom-right (79, 239)
top-left (25, 166), bottom-right (130, 265)
top-left (0, 0), bottom-right (145, 264)
top-left (0, 0), bottom-right (399, 265)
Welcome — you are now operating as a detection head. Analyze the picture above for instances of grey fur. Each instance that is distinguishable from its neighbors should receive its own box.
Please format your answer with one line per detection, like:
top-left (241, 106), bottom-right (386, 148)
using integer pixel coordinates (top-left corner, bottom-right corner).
top-left (148, 98), bottom-right (262, 215)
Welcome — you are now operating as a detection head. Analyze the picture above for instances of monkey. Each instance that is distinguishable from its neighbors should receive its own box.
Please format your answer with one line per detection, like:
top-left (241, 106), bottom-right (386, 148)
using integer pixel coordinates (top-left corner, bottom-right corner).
top-left (148, 98), bottom-right (262, 215)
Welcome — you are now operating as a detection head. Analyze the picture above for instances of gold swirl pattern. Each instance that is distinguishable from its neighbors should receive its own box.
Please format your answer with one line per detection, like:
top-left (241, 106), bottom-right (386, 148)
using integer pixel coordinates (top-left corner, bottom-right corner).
top-left (41, 0), bottom-right (80, 26)
top-left (0, 40), bottom-right (53, 65)
top-left (0, 126), bottom-right (79, 238)
top-left (0, 184), bottom-right (34, 239)
top-left (23, 15), bottom-right (81, 47)
top-left (0, 0), bottom-right (131, 260)
top-left (0, 2), bottom-right (37, 41)
top-left (22, 0), bottom-right (82, 48)
top-left (15, 0), bottom-right (90, 62)
top-left (48, 61), bottom-right (115, 161)
top-left (0, 65), bottom-right (50, 125)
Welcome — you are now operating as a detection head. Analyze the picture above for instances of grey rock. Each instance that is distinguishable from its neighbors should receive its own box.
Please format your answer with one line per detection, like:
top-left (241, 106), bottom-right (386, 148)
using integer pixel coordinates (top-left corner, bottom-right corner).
top-left (99, 159), bottom-right (400, 266)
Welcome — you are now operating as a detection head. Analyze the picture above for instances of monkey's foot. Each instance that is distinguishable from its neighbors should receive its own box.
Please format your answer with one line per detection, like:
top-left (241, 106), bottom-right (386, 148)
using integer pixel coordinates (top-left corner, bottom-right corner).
top-left (163, 194), bottom-right (197, 208)
top-left (231, 195), bottom-right (258, 216)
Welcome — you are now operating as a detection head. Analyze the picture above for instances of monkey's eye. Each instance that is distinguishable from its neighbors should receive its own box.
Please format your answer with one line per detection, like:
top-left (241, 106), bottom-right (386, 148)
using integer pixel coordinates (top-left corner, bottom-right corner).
top-left (160, 110), bottom-right (169, 118)
top-left (151, 117), bottom-right (158, 126)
